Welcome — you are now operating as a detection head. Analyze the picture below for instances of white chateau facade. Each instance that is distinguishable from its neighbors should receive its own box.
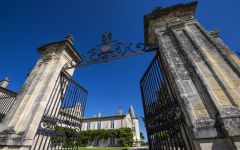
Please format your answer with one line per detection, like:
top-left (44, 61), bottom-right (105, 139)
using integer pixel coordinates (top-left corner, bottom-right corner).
top-left (81, 106), bottom-right (141, 147)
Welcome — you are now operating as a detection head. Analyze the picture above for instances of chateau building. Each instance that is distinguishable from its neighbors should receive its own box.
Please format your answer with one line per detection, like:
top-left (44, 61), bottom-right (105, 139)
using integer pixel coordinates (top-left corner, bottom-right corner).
top-left (81, 106), bottom-right (141, 147)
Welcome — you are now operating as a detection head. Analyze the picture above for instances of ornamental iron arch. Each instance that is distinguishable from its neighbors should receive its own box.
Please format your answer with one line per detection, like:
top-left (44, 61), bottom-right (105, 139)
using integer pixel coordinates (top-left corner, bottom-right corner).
top-left (63, 32), bottom-right (158, 70)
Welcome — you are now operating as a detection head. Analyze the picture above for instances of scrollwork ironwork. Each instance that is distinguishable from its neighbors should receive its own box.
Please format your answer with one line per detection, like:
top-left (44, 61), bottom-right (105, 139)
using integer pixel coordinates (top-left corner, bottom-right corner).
top-left (64, 32), bottom-right (158, 69)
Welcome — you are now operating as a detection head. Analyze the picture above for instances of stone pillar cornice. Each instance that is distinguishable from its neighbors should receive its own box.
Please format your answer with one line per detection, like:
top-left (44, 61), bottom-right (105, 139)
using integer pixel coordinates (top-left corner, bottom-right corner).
top-left (37, 39), bottom-right (82, 65)
top-left (144, 1), bottom-right (198, 43)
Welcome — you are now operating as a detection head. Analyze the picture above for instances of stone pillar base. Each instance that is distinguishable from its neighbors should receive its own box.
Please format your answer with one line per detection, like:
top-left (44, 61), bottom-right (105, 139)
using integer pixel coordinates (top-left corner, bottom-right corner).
top-left (0, 146), bottom-right (30, 150)
top-left (193, 138), bottom-right (237, 150)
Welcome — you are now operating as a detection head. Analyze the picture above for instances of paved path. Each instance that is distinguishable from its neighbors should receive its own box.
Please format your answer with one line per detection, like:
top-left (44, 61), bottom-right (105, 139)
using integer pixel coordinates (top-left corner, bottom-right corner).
top-left (128, 146), bottom-right (149, 150)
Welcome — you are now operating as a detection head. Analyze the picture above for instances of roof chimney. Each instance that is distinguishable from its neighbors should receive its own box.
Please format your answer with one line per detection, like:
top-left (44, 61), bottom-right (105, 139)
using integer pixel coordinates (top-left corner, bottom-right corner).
top-left (0, 77), bottom-right (10, 88)
top-left (118, 107), bottom-right (123, 115)
top-left (98, 112), bottom-right (101, 117)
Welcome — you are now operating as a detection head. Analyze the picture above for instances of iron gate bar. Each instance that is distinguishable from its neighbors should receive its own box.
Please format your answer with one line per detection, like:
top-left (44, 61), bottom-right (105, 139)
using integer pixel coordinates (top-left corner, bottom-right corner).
top-left (63, 32), bottom-right (158, 70)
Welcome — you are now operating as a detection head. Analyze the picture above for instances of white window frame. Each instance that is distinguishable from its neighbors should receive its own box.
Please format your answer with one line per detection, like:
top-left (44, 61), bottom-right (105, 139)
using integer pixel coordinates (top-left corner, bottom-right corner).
top-left (87, 122), bottom-right (91, 130)
top-left (110, 137), bottom-right (115, 145)
top-left (110, 120), bottom-right (115, 129)
top-left (97, 122), bottom-right (101, 129)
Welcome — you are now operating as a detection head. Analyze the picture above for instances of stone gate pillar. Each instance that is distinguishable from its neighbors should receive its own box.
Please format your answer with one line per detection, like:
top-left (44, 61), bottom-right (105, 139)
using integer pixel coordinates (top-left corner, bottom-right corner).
top-left (144, 2), bottom-right (240, 150)
top-left (0, 35), bottom-right (82, 149)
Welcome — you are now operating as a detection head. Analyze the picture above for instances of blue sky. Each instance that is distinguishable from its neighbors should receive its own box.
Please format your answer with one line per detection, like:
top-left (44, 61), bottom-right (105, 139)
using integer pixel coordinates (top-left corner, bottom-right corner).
top-left (0, 0), bottom-right (240, 139)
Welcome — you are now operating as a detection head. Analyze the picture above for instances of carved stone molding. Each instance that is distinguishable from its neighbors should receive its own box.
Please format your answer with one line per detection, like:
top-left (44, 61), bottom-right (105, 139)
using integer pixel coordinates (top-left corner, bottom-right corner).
top-left (220, 106), bottom-right (240, 117)
top-left (37, 40), bottom-right (82, 65)
top-left (0, 134), bottom-right (9, 145)
top-left (40, 47), bottom-right (63, 63)
top-left (2, 127), bottom-right (15, 134)
top-left (192, 118), bottom-right (218, 139)
top-left (144, 1), bottom-right (198, 43)
top-left (194, 118), bottom-right (215, 130)
top-left (222, 117), bottom-right (240, 136)
top-left (208, 29), bottom-right (220, 38)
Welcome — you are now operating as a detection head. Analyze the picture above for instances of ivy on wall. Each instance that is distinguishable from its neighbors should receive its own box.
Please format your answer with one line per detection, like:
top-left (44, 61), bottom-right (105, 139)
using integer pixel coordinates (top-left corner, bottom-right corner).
top-left (53, 127), bottom-right (134, 147)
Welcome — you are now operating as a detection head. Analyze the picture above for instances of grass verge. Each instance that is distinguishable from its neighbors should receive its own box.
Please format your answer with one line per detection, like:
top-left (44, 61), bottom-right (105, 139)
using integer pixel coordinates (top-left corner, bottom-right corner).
top-left (78, 147), bottom-right (128, 150)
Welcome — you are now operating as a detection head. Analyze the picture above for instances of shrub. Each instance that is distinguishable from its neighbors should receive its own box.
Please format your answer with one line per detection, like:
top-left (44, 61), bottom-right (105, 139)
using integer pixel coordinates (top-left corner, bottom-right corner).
top-left (54, 126), bottom-right (134, 147)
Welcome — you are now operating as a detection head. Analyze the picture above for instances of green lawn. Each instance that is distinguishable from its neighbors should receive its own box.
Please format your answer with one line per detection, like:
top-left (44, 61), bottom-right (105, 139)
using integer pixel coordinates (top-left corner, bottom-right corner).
top-left (78, 147), bottom-right (128, 150)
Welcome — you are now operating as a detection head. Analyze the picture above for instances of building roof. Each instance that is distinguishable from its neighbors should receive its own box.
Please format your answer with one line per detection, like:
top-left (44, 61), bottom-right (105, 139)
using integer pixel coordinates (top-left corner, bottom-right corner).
top-left (0, 86), bottom-right (17, 120)
top-left (83, 105), bottom-right (138, 122)
top-left (59, 102), bottom-right (83, 119)
top-left (82, 114), bottom-right (126, 122)
top-left (0, 86), bottom-right (17, 97)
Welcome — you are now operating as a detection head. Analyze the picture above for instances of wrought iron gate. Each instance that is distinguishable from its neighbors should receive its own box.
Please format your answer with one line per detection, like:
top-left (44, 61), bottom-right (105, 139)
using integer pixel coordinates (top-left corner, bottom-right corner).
top-left (31, 71), bottom-right (88, 150)
top-left (140, 52), bottom-right (193, 150)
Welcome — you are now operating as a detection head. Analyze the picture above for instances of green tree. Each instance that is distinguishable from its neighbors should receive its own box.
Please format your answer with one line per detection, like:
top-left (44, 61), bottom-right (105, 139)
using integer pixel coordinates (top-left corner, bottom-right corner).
top-left (117, 128), bottom-right (134, 147)
top-left (140, 132), bottom-right (145, 141)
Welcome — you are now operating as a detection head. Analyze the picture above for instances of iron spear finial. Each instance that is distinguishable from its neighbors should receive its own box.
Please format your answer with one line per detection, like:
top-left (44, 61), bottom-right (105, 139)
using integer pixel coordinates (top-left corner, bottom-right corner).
top-left (102, 32), bottom-right (112, 44)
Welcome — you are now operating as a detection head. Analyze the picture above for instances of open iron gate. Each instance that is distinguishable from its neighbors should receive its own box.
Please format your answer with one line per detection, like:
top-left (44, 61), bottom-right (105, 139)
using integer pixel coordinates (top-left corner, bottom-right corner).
top-left (140, 52), bottom-right (193, 150)
top-left (31, 71), bottom-right (88, 150)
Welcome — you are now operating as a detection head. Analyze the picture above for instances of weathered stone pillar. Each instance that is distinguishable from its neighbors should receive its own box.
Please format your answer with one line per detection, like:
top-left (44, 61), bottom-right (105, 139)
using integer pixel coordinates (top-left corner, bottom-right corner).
top-left (144, 2), bottom-right (240, 150)
top-left (0, 35), bottom-right (82, 149)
